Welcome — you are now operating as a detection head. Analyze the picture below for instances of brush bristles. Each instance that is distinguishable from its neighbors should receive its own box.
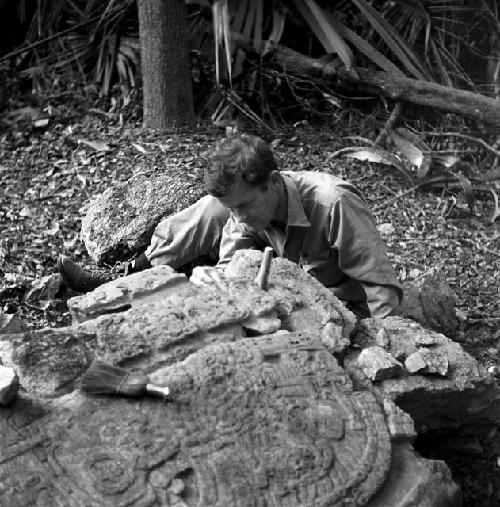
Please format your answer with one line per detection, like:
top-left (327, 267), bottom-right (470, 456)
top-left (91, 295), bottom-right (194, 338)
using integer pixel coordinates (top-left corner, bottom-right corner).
top-left (81, 360), bottom-right (139, 395)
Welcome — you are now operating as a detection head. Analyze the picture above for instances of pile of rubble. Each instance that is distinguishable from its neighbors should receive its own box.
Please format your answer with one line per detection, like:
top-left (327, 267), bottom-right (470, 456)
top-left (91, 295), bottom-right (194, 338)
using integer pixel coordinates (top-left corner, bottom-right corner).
top-left (1, 250), bottom-right (499, 506)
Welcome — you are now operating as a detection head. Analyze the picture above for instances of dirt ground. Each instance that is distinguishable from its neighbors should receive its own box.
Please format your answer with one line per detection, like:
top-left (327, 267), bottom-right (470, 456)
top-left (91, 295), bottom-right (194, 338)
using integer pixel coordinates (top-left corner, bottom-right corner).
top-left (1, 116), bottom-right (499, 506)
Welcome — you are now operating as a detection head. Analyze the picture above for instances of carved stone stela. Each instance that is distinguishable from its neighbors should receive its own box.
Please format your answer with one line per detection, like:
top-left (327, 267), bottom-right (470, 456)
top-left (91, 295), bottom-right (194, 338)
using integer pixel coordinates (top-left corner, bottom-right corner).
top-left (0, 333), bottom-right (391, 507)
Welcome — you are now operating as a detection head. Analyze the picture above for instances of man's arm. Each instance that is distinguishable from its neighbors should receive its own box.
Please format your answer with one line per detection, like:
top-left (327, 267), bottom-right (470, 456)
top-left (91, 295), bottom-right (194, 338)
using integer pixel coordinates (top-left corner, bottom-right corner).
top-left (145, 195), bottom-right (230, 268)
top-left (328, 192), bottom-right (403, 318)
top-left (191, 211), bottom-right (263, 287)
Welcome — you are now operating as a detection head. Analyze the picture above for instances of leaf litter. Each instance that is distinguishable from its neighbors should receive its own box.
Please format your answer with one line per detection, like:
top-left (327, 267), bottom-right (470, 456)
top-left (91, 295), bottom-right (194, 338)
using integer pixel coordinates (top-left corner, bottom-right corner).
top-left (0, 116), bottom-right (499, 504)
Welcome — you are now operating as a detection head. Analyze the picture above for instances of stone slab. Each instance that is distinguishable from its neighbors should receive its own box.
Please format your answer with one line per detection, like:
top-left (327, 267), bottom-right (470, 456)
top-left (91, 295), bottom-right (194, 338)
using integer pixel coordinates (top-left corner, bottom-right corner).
top-left (2, 281), bottom-right (281, 398)
top-left (357, 346), bottom-right (405, 381)
top-left (225, 250), bottom-right (357, 354)
top-left (345, 317), bottom-right (500, 433)
top-left (80, 172), bottom-right (206, 264)
top-left (0, 365), bottom-right (19, 406)
top-left (0, 332), bottom-right (461, 506)
top-left (67, 265), bottom-right (190, 323)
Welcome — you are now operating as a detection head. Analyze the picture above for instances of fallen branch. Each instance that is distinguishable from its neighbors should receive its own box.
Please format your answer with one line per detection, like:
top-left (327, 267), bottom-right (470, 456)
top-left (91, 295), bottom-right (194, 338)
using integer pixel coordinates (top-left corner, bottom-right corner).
top-left (374, 102), bottom-right (404, 147)
top-left (257, 42), bottom-right (500, 126)
top-left (423, 132), bottom-right (500, 158)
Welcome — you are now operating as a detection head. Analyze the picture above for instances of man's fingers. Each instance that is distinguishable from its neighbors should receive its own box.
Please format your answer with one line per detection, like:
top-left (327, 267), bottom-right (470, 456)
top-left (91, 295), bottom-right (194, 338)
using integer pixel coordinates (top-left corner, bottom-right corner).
top-left (190, 267), bottom-right (227, 291)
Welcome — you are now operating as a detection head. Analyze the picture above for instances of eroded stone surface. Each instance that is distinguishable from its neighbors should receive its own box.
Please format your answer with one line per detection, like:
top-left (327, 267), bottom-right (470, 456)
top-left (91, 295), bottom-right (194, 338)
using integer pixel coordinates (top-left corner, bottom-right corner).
top-left (80, 172), bottom-right (205, 264)
top-left (4, 281), bottom-right (280, 397)
top-left (369, 442), bottom-right (462, 507)
top-left (405, 348), bottom-right (449, 376)
top-left (0, 312), bottom-right (25, 334)
top-left (225, 250), bottom-right (357, 354)
top-left (0, 365), bottom-right (19, 406)
top-left (357, 346), bottom-right (405, 381)
top-left (6, 329), bottom-right (95, 398)
top-left (345, 317), bottom-right (500, 432)
top-left (24, 273), bottom-right (62, 304)
top-left (68, 265), bottom-right (190, 323)
top-left (399, 274), bottom-right (459, 337)
top-left (0, 332), bottom-right (393, 507)
top-left (383, 399), bottom-right (416, 442)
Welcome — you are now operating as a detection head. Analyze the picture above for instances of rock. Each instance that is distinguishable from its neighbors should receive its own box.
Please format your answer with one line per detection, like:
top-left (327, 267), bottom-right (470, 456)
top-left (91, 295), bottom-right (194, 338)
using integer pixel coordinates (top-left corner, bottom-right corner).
top-left (383, 399), bottom-right (417, 442)
top-left (446, 435), bottom-right (484, 457)
top-left (0, 251), bottom-right (467, 505)
top-left (345, 317), bottom-right (500, 433)
top-left (67, 265), bottom-right (190, 323)
top-left (400, 273), bottom-right (459, 336)
top-left (24, 273), bottom-right (62, 304)
top-left (80, 172), bottom-right (205, 264)
top-left (0, 365), bottom-right (19, 406)
top-left (357, 346), bottom-right (405, 381)
top-left (9, 329), bottom-right (95, 398)
top-left (369, 442), bottom-right (462, 507)
top-left (0, 312), bottom-right (25, 334)
top-left (0, 331), bottom-right (461, 506)
top-left (225, 250), bottom-right (357, 354)
top-left (405, 350), bottom-right (428, 373)
top-left (5, 278), bottom-right (288, 397)
top-left (406, 348), bottom-right (449, 376)
top-left (241, 311), bottom-right (281, 335)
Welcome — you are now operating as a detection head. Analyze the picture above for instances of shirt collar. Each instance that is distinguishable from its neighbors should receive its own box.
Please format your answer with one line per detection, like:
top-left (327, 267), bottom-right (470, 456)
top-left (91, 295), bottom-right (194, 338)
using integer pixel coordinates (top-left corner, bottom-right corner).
top-left (282, 173), bottom-right (310, 228)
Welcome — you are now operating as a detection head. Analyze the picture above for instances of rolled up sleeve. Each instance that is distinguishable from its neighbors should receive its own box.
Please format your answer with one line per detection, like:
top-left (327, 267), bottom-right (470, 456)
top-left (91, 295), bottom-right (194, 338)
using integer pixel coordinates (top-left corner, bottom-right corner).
top-left (146, 195), bottom-right (230, 268)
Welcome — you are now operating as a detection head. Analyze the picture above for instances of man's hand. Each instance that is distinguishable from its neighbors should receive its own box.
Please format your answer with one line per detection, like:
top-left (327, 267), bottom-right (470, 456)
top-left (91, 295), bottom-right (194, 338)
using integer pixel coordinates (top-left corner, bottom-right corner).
top-left (190, 266), bottom-right (228, 291)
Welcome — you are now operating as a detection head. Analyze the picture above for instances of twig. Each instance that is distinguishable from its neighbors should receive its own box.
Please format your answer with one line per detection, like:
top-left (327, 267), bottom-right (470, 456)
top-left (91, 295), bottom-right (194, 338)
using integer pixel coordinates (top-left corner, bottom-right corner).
top-left (423, 132), bottom-right (500, 158)
top-left (0, 13), bottom-right (103, 64)
top-left (374, 102), bottom-right (404, 147)
top-left (372, 183), bottom-right (423, 211)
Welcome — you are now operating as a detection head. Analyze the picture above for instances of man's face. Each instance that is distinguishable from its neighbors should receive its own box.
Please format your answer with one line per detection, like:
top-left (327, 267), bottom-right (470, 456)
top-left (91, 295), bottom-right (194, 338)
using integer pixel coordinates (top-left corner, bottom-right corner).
top-left (216, 175), bottom-right (279, 232)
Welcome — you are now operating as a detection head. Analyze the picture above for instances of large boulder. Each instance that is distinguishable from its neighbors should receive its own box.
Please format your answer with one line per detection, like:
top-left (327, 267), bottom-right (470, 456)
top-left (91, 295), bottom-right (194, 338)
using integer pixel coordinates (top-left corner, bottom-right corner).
top-left (399, 273), bottom-right (459, 337)
top-left (81, 172), bottom-right (205, 264)
top-left (344, 316), bottom-right (500, 433)
top-left (2, 249), bottom-right (491, 505)
top-left (1, 332), bottom-right (460, 506)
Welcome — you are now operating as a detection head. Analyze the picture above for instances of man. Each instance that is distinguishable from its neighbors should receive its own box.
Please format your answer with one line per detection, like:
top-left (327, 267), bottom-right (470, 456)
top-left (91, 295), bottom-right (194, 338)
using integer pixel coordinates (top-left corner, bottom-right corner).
top-left (60, 134), bottom-right (402, 318)
top-left (58, 194), bottom-right (230, 292)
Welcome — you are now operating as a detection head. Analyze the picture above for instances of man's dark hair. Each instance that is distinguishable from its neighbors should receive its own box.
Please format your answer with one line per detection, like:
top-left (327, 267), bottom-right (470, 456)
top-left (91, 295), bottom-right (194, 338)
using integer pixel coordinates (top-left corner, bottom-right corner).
top-left (205, 134), bottom-right (278, 197)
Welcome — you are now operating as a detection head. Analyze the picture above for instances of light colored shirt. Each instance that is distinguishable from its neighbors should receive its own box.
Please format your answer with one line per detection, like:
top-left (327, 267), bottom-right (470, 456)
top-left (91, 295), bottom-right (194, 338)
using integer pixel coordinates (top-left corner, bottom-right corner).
top-left (217, 171), bottom-right (402, 318)
top-left (146, 194), bottom-right (230, 269)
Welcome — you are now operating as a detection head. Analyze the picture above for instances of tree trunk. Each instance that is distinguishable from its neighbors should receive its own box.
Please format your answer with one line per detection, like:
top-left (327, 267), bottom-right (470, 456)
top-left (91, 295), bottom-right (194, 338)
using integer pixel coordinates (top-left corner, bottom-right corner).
top-left (271, 45), bottom-right (500, 126)
top-left (137, 0), bottom-right (194, 129)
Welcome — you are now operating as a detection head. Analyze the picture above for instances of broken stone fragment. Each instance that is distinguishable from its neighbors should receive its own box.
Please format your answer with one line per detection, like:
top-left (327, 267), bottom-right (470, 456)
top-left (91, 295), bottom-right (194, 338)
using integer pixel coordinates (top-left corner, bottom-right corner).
top-left (0, 312), bottom-right (25, 334)
top-left (375, 327), bottom-right (390, 348)
top-left (0, 365), bottom-right (19, 406)
top-left (225, 250), bottom-right (357, 354)
top-left (357, 346), bottom-right (405, 381)
top-left (404, 350), bottom-right (428, 374)
top-left (67, 265), bottom-right (190, 323)
top-left (80, 172), bottom-right (208, 264)
top-left (405, 348), bottom-right (449, 376)
top-left (399, 274), bottom-right (459, 337)
top-left (383, 399), bottom-right (416, 442)
top-left (24, 273), bottom-right (62, 304)
top-left (241, 311), bottom-right (281, 335)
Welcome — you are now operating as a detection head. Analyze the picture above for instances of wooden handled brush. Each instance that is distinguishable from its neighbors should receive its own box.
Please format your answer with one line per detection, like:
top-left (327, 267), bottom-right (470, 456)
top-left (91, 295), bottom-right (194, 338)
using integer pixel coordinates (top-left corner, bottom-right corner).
top-left (254, 247), bottom-right (273, 290)
top-left (80, 360), bottom-right (171, 401)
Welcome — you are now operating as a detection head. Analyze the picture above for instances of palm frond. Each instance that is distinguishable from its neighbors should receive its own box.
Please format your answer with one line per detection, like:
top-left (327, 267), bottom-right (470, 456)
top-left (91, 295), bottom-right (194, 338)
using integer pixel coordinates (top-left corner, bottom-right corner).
top-left (351, 0), bottom-right (430, 80)
top-left (291, 0), bottom-right (355, 73)
top-left (212, 0), bottom-right (232, 84)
